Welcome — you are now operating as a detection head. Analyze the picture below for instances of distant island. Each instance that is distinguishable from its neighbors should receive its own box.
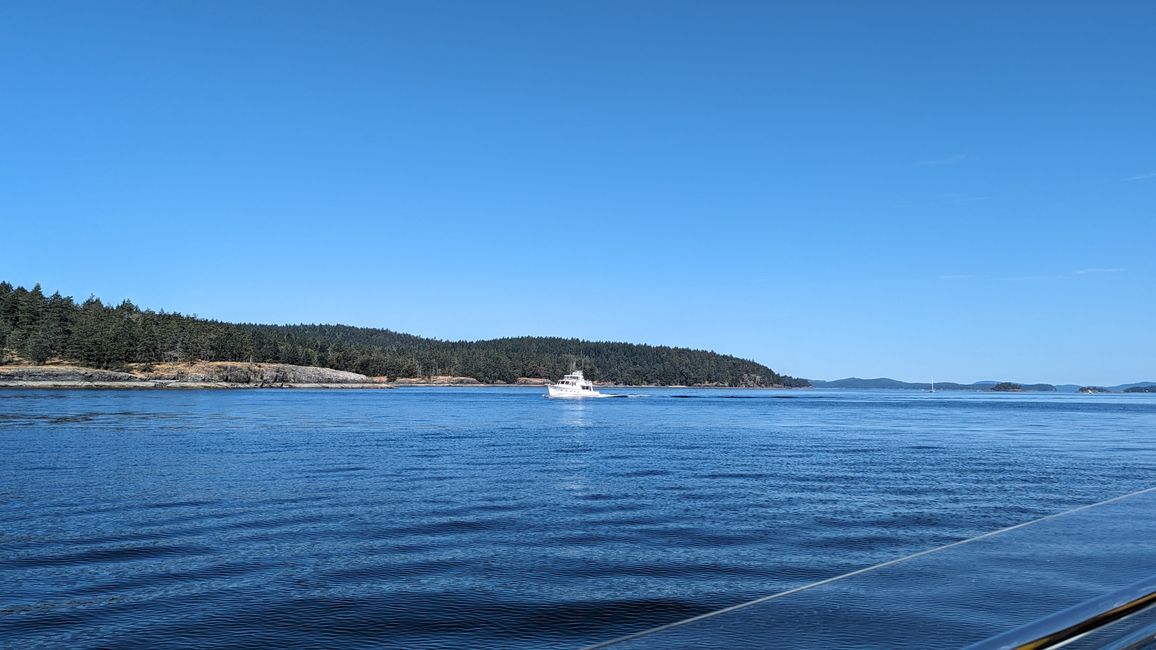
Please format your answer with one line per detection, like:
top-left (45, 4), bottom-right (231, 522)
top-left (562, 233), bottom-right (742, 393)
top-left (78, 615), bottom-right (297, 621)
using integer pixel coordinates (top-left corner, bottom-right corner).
top-left (0, 282), bottom-right (807, 388)
top-left (808, 377), bottom-right (1155, 393)
top-left (809, 377), bottom-right (1055, 391)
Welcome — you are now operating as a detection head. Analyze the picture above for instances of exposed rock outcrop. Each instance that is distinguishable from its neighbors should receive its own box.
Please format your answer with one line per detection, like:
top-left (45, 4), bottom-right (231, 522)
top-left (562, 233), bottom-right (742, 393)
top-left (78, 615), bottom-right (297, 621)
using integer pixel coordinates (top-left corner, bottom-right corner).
top-left (0, 362), bottom-right (383, 389)
top-left (0, 365), bottom-right (138, 382)
top-left (133, 362), bottom-right (369, 385)
top-left (392, 376), bottom-right (481, 385)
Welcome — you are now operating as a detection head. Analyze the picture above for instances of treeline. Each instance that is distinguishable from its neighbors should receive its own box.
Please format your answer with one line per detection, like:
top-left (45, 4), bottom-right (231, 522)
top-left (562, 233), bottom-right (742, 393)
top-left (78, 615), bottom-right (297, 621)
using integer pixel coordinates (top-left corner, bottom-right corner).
top-left (0, 282), bottom-right (807, 387)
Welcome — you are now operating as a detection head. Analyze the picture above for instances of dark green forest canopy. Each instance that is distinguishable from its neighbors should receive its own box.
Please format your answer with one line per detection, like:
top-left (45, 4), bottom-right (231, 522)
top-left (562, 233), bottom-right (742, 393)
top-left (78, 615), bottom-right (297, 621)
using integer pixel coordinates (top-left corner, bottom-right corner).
top-left (0, 282), bottom-right (808, 387)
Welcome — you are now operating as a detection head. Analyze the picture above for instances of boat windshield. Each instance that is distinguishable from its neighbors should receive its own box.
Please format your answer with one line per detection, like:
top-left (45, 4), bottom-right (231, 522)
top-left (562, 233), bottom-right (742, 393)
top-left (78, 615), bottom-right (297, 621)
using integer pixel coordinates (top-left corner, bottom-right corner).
top-left (584, 487), bottom-right (1156, 649)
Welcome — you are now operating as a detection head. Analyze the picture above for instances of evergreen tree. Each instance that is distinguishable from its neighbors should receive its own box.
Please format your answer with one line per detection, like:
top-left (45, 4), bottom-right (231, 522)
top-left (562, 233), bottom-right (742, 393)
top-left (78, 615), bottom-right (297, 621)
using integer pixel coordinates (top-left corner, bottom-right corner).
top-left (0, 281), bottom-right (809, 387)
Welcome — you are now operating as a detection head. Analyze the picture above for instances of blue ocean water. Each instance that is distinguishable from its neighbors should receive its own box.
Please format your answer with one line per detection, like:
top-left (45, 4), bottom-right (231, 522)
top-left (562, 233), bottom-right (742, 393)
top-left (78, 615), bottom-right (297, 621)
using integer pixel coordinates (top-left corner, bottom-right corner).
top-left (1, 388), bottom-right (1155, 648)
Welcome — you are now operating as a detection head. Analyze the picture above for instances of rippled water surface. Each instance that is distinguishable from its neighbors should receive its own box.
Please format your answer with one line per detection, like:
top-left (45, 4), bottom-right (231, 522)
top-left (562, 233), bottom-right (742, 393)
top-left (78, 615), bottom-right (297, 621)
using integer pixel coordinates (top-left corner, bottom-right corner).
top-left (2, 388), bottom-right (1155, 648)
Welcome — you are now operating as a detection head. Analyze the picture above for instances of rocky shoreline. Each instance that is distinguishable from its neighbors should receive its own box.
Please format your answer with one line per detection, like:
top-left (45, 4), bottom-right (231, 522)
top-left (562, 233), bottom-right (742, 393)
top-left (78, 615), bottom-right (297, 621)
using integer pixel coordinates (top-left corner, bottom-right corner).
top-left (0, 362), bottom-right (394, 390)
top-left (0, 381), bottom-right (396, 390)
top-left (0, 364), bottom-right (558, 390)
top-left (0, 363), bottom-right (797, 390)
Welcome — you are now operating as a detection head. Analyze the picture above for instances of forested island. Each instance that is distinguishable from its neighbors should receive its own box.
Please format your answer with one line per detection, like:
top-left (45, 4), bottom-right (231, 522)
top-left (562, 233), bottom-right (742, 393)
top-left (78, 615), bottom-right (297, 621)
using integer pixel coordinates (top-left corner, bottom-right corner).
top-left (0, 282), bottom-right (806, 387)
top-left (810, 378), bottom-right (1058, 391)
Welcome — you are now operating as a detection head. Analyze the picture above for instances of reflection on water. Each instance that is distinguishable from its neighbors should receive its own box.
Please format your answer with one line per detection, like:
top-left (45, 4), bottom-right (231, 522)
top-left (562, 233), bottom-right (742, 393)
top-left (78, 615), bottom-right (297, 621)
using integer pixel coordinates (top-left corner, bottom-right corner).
top-left (558, 398), bottom-right (592, 428)
top-left (556, 400), bottom-right (593, 495)
top-left (1, 388), bottom-right (1155, 648)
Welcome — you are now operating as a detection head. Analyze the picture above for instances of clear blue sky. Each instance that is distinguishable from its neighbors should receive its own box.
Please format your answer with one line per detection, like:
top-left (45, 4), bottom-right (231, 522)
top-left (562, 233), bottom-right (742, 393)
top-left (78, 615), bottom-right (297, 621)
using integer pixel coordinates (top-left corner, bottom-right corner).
top-left (2, 2), bottom-right (1153, 385)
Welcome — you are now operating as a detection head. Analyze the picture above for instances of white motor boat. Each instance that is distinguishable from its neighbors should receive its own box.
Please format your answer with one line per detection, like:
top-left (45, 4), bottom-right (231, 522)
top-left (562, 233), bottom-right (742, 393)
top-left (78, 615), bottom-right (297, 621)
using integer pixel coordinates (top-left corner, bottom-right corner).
top-left (546, 369), bottom-right (608, 398)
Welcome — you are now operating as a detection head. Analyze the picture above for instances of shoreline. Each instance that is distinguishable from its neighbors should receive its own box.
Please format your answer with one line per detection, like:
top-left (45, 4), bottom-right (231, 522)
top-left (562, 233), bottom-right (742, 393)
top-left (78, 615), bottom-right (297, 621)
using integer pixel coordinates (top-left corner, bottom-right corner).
top-left (0, 381), bottom-right (800, 390)
top-left (0, 381), bottom-right (398, 390)
top-left (0, 363), bottom-right (797, 391)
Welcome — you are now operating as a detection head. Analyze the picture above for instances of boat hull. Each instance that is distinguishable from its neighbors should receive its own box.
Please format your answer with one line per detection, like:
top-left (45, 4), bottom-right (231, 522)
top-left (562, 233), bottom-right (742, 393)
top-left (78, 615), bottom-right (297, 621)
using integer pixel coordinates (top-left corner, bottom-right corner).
top-left (546, 384), bottom-right (607, 399)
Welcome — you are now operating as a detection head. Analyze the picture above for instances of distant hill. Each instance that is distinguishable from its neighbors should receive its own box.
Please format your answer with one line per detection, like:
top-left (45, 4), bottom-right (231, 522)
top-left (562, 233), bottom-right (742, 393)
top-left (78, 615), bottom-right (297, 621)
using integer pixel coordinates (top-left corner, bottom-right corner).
top-left (809, 377), bottom-right (915, 386)
top-left (0, 281), bottom-right (806, 388)
top-left (1112, 381), bottom-right (1156, 391)
top-left (1055, 381), bottom-right (1156, 393)
top-left (1047, 383), bottom-right (1155, 394)
top-left (811, 377), bottom-right (1156, 393)
top-left (810, 377), bottom-right (1057, 391)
